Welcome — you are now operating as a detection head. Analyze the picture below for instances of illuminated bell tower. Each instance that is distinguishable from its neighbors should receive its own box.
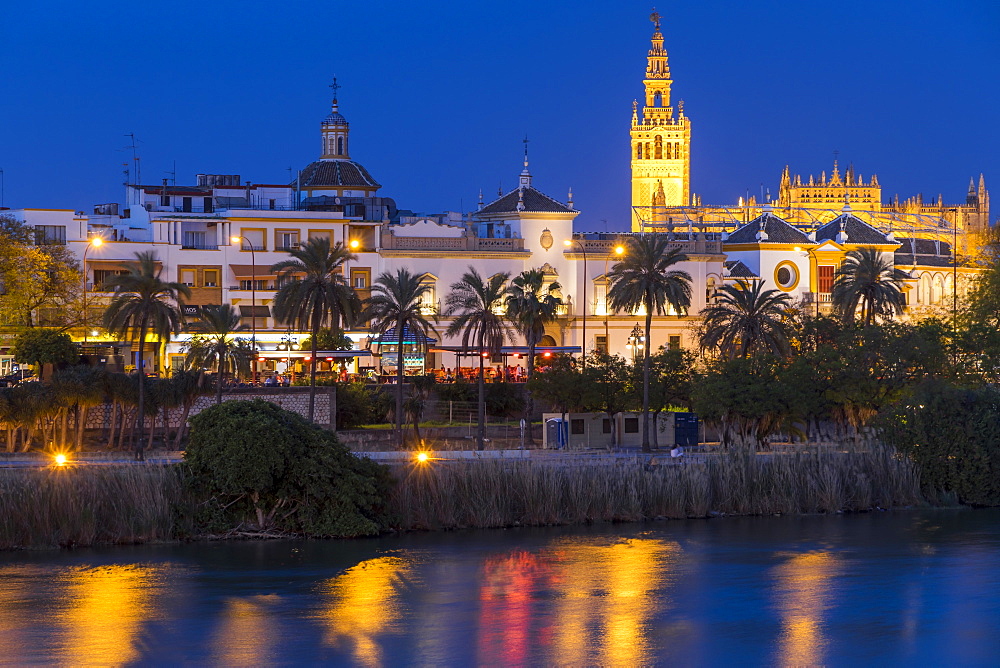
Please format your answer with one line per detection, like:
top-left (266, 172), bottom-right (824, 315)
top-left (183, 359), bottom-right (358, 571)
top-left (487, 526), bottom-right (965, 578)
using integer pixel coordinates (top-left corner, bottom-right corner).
top-left (320, 77), bottom-right (350, 160)
top-left (630, 10), bottom-right (691, 232)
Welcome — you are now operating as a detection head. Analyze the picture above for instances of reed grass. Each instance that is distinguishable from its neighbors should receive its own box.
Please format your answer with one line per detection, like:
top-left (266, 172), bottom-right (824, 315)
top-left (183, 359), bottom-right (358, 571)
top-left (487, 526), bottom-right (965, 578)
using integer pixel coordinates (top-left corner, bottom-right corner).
top-left (388, 446), bottom-right (924, 530)
top-left (0, 466), bottom-right (182, 550)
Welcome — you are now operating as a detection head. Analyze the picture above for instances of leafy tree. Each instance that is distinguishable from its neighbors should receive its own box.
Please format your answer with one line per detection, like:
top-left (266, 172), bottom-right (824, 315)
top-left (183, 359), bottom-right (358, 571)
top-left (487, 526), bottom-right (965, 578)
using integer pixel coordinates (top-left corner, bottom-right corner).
top-left (300, 327), bottom-right (354, 352)
top-left (581, 351), bottom-right (631, 447)
top-left (170, 369), bottom-right (210, 449)
top-left (184, 399), bottom-right (394, 536)
top-left (879, 379), bottom-right (1000, 506)
top-left (691, 356), bottom-right (793, 450)
top-left (832, 248), bottom-right (909, 326)
top-left (632, 346), bottom-right (698, 447)
top-left (444, 267), bottom-right (510, 449)
top-left (183, 304), bottom-right (250, 404)
top-left (526, 356), bottom-right (589, 422)
top-left (11, 328), bottom-right (78, 372)
top-left (0, 214), bottom-right (81, 328)
top-left (362, 268), bottom-right (438, 448)
top-left (402, 374), bottom-right (436, 446)
top-left (607, 235), bottom-right (691, 451)
top-left (271, 237), bottom-right (361, 422)
top-left (699, 279), bottom-right (793, 359)
top-left (102, 251), bottom-right (190, 459)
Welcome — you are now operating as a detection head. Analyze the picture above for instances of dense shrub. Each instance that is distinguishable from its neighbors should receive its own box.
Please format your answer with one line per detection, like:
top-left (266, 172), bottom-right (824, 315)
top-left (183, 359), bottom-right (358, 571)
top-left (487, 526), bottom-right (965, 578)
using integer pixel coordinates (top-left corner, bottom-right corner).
top-left (184, 399), bottom-right (394, 536)
top-left (336, 381), bottom-right (392, 428)
top-left (878, 379), bottom-right (1000, 506)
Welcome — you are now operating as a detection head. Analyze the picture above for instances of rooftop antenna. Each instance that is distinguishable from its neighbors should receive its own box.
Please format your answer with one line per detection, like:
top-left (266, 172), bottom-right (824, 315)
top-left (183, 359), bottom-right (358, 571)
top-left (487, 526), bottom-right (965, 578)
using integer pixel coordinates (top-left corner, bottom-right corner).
top-left (125, 133), bottom-right (140, 185)
top-left (165, 162), bottom-right (176, 187)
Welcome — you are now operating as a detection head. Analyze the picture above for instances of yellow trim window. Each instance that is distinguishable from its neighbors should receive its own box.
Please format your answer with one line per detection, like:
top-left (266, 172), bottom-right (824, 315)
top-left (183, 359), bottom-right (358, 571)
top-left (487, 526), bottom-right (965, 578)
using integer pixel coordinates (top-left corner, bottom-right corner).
top-left (773, 261), bottom-right (799, 291)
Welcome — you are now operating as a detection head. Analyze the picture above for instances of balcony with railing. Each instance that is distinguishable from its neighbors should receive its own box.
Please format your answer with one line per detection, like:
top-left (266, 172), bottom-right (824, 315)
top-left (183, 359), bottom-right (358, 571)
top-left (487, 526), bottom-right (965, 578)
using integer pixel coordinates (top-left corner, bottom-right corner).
top-left (566, 235), bottom-right (723, 256)
top-left (381, 231), bottom-right (526, 253)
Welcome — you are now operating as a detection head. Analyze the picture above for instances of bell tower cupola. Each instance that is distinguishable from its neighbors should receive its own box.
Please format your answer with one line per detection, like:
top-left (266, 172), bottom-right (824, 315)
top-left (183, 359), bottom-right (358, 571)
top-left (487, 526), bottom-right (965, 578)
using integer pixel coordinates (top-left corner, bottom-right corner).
top-left (320, 76), bottom-right (350, 160)
top-left (630, 10), bottom-right (692, 231)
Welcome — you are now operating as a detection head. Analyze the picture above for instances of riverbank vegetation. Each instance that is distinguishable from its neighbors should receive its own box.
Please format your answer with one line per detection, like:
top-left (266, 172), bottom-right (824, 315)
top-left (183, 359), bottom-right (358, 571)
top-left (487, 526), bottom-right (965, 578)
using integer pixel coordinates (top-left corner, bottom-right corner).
top-left (1, 443), bottom-right (924, 549)
top-left (390, 446), bottom-right (922, 529)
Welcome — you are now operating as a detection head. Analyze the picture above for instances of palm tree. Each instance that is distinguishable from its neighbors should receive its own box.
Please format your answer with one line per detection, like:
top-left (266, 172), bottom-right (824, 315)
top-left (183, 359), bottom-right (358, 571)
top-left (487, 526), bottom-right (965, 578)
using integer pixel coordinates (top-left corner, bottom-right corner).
top-left (185, 304), bottom-right (250, 404)
top-left (505, 269), bottom-right (562, 382)
top-left (607, 236), bottom-right (692, 451)
top-left (699, 280), bottom-right (794, 359)
top-left (832, 248), bottom-right (909, 327)
top-left (505, 269), bottom-right (562, 437)
top-left (271, 237), bottom-right (361, 421)
top-left (362, 268), bottom-right (438, 448)
top-left (444, 268), bottom-right (511, 450)
top-left (102, 251), bottom-right (190, 459)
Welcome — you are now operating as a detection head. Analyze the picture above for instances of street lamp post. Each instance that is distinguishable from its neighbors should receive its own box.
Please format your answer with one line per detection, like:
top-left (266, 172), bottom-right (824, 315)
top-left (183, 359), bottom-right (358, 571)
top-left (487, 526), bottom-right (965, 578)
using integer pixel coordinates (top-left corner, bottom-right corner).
top-left (564, 238), bottom-right (589, 367)
top-left (82, 236), bottom-right (103, 344)
top-left (231, 235), bottom-right (258, 384)
top-left (625, 323), bottom-right (645, 363)
top-left (603, 244), bottom-right (625, 353)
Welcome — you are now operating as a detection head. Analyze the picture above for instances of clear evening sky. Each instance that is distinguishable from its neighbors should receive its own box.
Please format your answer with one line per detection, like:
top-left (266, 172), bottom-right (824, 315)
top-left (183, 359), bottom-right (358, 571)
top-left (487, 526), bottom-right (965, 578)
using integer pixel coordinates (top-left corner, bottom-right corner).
top-left (2, 0), bottom-right (997, 232)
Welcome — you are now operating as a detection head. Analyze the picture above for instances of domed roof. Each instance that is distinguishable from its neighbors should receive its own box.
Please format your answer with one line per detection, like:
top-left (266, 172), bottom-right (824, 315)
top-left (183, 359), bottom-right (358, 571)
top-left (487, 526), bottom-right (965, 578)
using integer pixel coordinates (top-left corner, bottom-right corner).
top-left (322, 111), bottom-right (348, 125)
top-left (296, 160), bottom-right (380, 189)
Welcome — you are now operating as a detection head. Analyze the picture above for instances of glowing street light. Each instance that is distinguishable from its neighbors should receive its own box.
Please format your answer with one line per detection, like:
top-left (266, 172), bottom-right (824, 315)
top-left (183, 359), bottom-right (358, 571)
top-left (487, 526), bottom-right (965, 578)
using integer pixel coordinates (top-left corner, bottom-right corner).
top-left (82, 236), bottom-right (104, 344)
top-left (604, 243), bottom-right (626, 350)
top-left (564, 238), bottom-right (589, 367)
top-left (231, 235), bottom-right (259, 384)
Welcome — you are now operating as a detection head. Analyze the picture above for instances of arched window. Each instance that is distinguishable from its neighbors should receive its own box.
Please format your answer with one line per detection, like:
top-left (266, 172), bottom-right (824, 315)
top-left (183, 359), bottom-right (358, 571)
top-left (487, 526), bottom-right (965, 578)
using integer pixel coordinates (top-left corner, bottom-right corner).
top-left (653, 91), bottom-right (662, 106)
top-left (654, 136), bottom-right (663, 160)
top-left (919, 274), bottom-right (931, 304)
top-left (337, 136), bottom-right (344, 155)
top-left (636, 143), bottom-right (643, 160)
top-left (665, 142), bottom-right (672, 160)
top-left (932, 275), bottom-right (944, 304)
top-left (644, 143), bottom-right (651, 159)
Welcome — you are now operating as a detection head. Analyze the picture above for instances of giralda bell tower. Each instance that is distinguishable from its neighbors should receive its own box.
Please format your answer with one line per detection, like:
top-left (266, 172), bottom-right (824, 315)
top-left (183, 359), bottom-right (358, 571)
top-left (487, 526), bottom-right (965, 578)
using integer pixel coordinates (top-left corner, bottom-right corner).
top-left (630, 10), bottom-right (691, 232)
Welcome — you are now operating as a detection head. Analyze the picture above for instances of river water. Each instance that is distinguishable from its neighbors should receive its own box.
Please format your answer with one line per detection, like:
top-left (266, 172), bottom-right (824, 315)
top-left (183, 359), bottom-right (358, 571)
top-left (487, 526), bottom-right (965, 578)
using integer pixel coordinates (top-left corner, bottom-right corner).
top-left (1, 509), bottom-right (998, 666)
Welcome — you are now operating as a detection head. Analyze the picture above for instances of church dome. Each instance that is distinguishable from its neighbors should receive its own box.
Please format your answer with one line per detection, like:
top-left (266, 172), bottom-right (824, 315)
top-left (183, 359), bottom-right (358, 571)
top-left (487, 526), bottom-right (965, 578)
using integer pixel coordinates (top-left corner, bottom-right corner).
top-left (296, 159), bottom-right (381, 189)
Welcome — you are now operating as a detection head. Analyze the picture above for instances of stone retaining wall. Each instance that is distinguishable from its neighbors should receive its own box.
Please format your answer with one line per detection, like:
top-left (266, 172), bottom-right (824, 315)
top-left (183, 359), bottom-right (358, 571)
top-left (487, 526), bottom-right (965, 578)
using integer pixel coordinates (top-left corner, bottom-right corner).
top-left (84, 387), bottom-right (335, 430)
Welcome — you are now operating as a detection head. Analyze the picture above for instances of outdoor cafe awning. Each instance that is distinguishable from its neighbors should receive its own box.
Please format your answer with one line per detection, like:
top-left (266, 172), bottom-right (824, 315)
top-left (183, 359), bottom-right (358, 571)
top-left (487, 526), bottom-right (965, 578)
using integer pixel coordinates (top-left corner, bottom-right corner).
top-left (370, 325), bottom-right (437, 345)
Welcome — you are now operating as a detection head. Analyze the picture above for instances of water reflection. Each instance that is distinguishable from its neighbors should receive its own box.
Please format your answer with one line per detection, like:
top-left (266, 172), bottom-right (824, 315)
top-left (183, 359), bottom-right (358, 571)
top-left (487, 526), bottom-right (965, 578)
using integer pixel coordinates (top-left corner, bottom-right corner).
top-left (478, 550), bottom-right (552, 665)
top-left (545, 537), bottom-right (679, 666)
top-left (211, 594), bottom-right (283, 667)
top-left (318, 555), bottom-right (411, 666)
top-left (56, 564), bottom-right (163, 667)
top-left (772, 551), bottom-right (841, 667)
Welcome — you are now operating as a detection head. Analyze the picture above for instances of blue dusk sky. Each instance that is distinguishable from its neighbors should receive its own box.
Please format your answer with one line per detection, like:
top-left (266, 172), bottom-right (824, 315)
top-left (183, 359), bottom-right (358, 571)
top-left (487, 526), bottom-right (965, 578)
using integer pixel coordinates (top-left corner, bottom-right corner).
top-left (1, 0), bottom-right (997, 232)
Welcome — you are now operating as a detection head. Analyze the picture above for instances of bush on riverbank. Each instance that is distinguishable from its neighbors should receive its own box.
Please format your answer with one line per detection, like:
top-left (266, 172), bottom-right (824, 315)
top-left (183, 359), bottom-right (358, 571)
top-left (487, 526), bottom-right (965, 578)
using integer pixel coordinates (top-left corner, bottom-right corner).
top-left (389, 445), bottom-right (923, 529)
top-left (184, 400), bottom-right (395, 537)
top-left (0, 466), bottom-right (180, 549)
top-left (879, 379), bottom-right (1000, 506)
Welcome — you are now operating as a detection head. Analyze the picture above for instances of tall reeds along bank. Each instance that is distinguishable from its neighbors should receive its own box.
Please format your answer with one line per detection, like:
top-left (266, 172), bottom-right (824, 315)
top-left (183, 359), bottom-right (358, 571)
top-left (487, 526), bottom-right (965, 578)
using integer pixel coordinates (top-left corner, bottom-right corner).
top-left (388, 446), bottom-right (923, 530)
top-left (0, 466), bottom-right (181, 550)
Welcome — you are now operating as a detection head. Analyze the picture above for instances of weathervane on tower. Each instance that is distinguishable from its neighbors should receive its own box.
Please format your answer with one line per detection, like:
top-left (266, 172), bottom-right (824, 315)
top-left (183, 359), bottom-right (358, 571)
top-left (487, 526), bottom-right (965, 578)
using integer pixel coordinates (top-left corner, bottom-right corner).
top-left (650, 8), bottom-right (661, 31)
top-left (329, 76), bottom-right (341, 103)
